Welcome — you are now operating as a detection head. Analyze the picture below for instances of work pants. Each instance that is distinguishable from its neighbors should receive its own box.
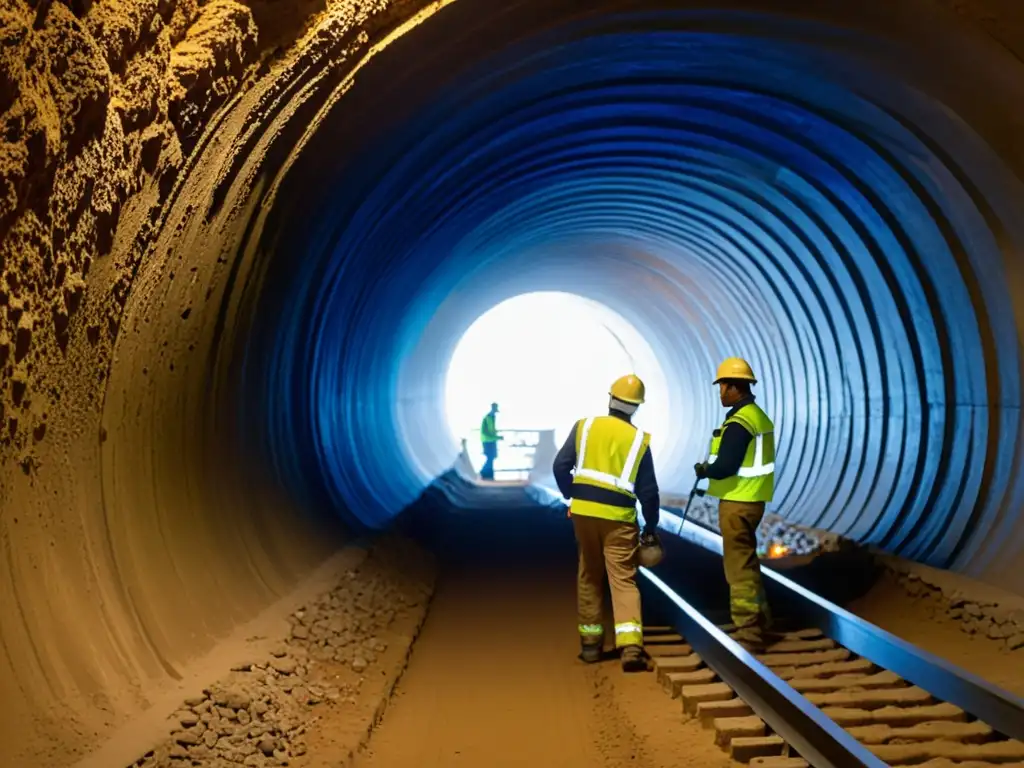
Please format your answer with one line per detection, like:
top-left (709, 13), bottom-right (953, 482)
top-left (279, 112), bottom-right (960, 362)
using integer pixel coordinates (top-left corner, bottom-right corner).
top-left (572, 513), bottom-right (643, 648)
top-left (481, 441), bottom-right (497, 480)
top-left (719, 500), bottom-right (772, 644)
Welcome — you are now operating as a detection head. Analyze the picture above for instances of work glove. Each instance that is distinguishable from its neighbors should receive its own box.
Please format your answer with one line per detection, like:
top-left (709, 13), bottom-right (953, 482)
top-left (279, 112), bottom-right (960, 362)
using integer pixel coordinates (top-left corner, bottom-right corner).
top-left (694, 462), bottom-right (708, 480)
top-left (640, 528), bottom-right (660, 547)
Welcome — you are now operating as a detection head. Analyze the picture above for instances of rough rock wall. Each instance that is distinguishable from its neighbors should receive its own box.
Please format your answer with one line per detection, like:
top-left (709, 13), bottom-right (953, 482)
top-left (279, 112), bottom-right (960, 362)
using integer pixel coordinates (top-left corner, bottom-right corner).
top-left (0, 0), bottom-right (422, 765)
top-left (0, 0), bottom-right (263, 473)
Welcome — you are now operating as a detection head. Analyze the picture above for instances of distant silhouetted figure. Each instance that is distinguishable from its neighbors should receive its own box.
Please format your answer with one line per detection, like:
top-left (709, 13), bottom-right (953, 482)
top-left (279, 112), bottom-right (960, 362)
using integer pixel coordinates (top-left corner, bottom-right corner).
top-left (480, 402), bottom-right (502, 480)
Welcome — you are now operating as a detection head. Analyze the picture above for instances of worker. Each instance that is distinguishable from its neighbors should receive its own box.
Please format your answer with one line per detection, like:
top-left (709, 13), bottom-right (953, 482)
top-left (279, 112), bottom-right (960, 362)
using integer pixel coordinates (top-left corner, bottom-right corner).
top-left (693, 357), bottom-right (775, 653)
top-left (552, 374), bottom-right (661, 673)
top-left (479, 402), bottom-right (502, 480)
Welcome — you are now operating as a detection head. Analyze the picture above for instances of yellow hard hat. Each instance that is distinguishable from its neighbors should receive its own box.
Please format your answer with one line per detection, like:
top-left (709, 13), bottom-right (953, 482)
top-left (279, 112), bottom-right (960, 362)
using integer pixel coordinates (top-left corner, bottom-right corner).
top-left (610, 374), bottom-right (646, 404)
top-left (714, 357), bottom-right (757, 385)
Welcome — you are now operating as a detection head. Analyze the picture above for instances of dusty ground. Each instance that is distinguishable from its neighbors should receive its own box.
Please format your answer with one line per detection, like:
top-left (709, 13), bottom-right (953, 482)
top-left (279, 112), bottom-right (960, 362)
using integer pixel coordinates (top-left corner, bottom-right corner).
top-left (848, 573), bottom-right (1024, 698)
top-left (349, 504), bottom-right (736, 768)
top-left (90, 502), bottom-right (739, 768)
top-left (95, 534), bottom-right (436, 768)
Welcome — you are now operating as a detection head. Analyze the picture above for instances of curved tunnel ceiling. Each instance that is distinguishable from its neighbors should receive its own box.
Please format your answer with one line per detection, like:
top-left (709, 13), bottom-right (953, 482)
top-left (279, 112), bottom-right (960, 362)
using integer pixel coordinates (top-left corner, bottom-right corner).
top-left (194, 2), bottom-right (1024, 583)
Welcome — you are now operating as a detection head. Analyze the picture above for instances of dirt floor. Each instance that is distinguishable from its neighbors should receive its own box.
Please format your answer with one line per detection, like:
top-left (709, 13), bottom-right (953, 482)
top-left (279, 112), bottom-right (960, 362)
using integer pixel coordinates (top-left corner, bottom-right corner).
top-left (343, 504), bottom-right (736, 768)
top-left (847, 575), bottom-right (1024, 698)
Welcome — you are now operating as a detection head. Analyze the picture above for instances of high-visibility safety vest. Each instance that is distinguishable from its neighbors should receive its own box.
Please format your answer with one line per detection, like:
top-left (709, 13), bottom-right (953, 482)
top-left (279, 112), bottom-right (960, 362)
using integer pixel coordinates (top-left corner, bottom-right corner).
top-left (570, 416), bottom-right (651, 523)
top-left (480, 413), bottom-right (498, 443)
top-left (706, 403), bottom-right (775, 503)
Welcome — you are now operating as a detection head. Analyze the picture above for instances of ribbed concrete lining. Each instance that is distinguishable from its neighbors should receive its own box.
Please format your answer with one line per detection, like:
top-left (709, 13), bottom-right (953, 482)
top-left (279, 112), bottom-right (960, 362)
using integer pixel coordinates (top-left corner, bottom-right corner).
top-left (227, 1), bottom-right (1024, 584)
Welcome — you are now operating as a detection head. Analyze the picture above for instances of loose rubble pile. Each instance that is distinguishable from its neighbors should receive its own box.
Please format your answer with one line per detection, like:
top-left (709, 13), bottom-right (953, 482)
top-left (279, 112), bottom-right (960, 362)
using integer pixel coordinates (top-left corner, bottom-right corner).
top-left (664, 494), bottom-right (837, 558)
top-left (129, 534), bottom-right (435, 767)
top-left (879, 565), bottom-right (1024, 653)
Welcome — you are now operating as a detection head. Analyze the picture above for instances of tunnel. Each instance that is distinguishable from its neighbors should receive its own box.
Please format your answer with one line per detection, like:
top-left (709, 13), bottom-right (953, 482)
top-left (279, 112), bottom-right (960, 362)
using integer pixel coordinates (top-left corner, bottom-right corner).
top-left (4, 0), bottom-right (1024, 765)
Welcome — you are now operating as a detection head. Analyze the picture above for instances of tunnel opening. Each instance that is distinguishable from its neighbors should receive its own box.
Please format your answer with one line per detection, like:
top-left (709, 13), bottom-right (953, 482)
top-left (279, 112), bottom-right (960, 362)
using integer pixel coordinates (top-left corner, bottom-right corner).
top-left (443, 290), bottom-right (671, 480)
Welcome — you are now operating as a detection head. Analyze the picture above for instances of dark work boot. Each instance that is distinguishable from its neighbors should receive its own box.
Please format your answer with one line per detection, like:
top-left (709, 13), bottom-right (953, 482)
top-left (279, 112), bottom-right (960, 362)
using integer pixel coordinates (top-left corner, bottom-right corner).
top-left (620, 645), bottom-right (649, 672)
top-left (579, 644), bottom-right (601, 664)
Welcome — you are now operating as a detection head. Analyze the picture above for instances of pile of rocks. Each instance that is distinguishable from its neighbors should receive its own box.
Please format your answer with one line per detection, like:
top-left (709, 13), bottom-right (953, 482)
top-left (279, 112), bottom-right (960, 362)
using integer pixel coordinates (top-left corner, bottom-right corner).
top-left (667, 494), bottom-right (836, 558)
top-left (129, 534), bottom-right (435, 767)
top-left (880, 566), bottom-right (1024, 652)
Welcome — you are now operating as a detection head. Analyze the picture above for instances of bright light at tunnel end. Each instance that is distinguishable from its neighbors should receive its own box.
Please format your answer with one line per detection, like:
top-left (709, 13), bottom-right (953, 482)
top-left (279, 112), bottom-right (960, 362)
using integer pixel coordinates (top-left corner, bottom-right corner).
top-left (444, 291), bottom-right (672, 470)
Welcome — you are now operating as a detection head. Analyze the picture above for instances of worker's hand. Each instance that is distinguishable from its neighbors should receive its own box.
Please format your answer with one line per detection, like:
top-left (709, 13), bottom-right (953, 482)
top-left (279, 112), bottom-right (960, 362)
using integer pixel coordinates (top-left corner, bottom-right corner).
top-left (641, 525), bottom-right (659, 540)
top-left (694, 462), bottom-right (708, 480)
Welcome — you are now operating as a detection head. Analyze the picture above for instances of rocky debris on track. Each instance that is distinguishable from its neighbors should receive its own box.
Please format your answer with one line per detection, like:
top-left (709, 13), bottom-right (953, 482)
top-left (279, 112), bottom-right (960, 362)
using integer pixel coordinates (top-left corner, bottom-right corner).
top-left (128, 534), bottom-right (435, 768)
top-left (662, 495), bottom-right (840, 558)
top-left (873, 556), bottom-right (1024, 653)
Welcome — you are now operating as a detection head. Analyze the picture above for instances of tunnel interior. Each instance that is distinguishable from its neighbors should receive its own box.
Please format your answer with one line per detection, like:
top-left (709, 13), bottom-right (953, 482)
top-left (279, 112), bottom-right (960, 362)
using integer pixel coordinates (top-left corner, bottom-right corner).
top-left (241, 0), bottom-right (1024, 570)
top-left (5, 0), bottom-right (1024, 764)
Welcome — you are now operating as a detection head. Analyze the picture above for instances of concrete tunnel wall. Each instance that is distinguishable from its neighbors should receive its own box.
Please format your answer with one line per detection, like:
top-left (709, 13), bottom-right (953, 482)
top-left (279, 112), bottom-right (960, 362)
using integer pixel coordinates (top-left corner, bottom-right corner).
top-left (3, 0), bottom-right (1024, 763)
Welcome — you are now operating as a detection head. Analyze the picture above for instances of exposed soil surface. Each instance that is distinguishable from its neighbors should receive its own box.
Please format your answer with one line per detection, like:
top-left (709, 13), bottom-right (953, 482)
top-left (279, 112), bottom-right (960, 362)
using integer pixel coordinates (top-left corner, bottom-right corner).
top-left (350, 501), bottom-right (738, 768)
top-left (848, 573), bottom-right (1024, 698)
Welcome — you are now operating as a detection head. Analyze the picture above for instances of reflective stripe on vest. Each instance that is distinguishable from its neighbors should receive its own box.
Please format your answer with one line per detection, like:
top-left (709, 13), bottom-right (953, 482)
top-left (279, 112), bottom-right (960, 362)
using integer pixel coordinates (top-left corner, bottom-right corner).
top-left (574, 416), bottom-right (646, 493)
top-left (707, 432), bottom-right (775, 478)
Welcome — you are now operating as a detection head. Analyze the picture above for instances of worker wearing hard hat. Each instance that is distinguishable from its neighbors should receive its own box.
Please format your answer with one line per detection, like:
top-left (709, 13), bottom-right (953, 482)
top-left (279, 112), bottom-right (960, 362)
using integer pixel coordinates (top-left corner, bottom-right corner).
top-left (694, 357), bottom-right (776, 653)
top-left (552, 374), bottom-right (662, 673)
top-left (479, 402), bottom-right (503, 480)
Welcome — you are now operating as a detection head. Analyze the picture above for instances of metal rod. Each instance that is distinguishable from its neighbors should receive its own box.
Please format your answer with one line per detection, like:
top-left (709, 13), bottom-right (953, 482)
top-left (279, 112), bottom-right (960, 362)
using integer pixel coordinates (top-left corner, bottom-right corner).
top-left (663, 514), bottom-right (1024, 742)
top-left (641, 568), bottom-right (887, 768)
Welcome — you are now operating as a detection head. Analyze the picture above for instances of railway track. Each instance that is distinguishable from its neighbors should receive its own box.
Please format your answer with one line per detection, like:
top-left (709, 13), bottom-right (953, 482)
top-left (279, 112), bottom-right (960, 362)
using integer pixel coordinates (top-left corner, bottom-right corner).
top-left (435, 476), bottom-right (1024, 766)
top-left (640, 509), bottom-right (1024, 768)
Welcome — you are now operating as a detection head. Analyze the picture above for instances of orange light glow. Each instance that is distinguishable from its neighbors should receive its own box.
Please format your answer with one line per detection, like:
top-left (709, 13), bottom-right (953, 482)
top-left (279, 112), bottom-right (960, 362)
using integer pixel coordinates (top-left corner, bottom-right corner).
top-left (768, 543), bottom-right (790, 559)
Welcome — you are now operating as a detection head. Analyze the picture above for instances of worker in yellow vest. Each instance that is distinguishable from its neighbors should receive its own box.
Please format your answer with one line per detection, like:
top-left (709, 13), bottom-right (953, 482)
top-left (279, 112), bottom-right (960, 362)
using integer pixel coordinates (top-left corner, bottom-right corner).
top-left (552, 374), bottom-right (661, 672)
top-left (693, 357), bottom-right (776, 653)
top-left (479, 402), bottom-right (502, 480)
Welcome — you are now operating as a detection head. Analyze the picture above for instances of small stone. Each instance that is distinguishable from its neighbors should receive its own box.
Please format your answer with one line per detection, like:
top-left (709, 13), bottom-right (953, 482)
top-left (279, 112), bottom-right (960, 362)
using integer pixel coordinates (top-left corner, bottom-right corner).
top-left (177, 710), bottom-right (200, 727)
top-left (203, 730), bottom-right (219, 748)
top-left (214, 687), bottom-right (252, 710)
top-left (988, 622), bottom-right (1011, 640)
top-left (270, 645), bottom-right (288, 658)
top-left (351, 657), bottom-right (368, 673)
top-left (965, 603), bottom-right (983, 618)
top-left (184, 695), bottom-right (207, 707)
top-left (271, 657), bottom-right (297, 675)
top-left (258, 737), bottom-right (277, 756)
top-left (169, 744), bottom-right (189, 759)
top-left (174, 729), bottom-right (201, 746)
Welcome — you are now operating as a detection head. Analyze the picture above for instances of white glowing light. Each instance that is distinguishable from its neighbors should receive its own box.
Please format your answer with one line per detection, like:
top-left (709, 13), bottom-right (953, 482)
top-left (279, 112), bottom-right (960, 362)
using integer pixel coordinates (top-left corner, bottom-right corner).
top-left (444, 291), bottom-right (671, 480)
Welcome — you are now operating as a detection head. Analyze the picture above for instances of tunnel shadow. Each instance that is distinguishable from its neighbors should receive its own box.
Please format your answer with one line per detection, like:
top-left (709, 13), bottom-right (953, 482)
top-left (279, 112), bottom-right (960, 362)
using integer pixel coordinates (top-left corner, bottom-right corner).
top-left (394, 471), bottom-right (881, 636)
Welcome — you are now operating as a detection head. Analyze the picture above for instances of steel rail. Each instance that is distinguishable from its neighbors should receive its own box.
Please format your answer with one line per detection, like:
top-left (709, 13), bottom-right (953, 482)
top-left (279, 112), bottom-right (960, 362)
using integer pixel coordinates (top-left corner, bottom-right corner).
top-left (640, 567), bottom-right (887, 768)
top-left (472, 481), bottom-right (1024, 748)
top-left (658, 507), bottom-right (1024, 743)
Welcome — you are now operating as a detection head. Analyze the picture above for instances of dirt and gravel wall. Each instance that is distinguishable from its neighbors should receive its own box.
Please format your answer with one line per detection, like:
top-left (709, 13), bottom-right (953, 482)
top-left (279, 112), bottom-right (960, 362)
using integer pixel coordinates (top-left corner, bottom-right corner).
top-left (2, 0), bottom-right (1024, 767)
top-left (0, 0), bottom-right (426, 765)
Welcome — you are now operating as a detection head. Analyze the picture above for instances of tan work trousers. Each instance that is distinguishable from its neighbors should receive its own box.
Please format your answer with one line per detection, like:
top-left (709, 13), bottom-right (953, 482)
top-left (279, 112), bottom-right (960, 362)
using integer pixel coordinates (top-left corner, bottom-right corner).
top-left (719, 500), bottom-right (772, 644)
top-left (572, 513), bottom-right (644, 649)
